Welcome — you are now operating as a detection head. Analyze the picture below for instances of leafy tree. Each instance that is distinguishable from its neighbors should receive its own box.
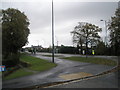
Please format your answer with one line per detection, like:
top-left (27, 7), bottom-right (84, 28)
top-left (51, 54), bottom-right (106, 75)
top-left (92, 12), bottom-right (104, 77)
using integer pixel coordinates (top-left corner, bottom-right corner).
top-left (2, 8), bottom-right (30, 67)
top-left (71, 22), bottom-right (102, 55)
top-left (108, 8), bottom-right (120, 56)
top-left (94, 41), bottom-right (106, 55)
top-left (0, 35), bottom-right (1, 65)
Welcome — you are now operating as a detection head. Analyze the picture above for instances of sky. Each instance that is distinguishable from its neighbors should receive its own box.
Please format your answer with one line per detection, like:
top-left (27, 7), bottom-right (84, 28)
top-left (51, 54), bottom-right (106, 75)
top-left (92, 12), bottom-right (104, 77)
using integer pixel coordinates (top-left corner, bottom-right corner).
top-left (2, 0), bottom-right (119, 48)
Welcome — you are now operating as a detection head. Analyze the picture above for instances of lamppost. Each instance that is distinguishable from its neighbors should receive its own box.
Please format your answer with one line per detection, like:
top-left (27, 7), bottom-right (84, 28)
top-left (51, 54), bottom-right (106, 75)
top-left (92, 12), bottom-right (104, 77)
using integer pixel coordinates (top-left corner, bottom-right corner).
top-left (100, 19), bottom-right (107, 46)
top-left (52, 0), bottom-right (54, 63)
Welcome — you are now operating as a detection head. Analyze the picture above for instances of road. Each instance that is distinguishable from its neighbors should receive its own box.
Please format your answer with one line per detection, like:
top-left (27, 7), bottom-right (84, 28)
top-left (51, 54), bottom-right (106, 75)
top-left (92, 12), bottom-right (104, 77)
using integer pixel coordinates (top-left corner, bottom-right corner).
top-left (48, 71), bottom-right (118, 88)
top-left (39, 52), bottom-right (118, 61)
top-left (2, 53), bottom-right (117, 88)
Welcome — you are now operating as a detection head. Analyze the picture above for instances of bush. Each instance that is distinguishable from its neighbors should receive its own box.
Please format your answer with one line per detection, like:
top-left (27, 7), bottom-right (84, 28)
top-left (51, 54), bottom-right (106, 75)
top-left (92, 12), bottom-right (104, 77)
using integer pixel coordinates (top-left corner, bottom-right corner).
top-left (2, 53), bottom-right (20, 67)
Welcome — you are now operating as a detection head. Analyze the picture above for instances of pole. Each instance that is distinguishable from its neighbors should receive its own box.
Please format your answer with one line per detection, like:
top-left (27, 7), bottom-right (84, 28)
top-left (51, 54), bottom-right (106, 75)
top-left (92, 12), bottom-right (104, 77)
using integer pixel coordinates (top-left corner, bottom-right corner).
top-left (105, 20), bottom-right (107, 46)
top-left (86, 36), bottom-right (88, 59)
top-left (52, 0), bottom-right (54, 63)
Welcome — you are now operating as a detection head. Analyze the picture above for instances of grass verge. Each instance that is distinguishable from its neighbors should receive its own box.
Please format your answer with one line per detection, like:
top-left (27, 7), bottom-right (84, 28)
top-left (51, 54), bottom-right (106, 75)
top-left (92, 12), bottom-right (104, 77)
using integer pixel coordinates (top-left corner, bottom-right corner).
top-left (62, 56), bottom-right (117, 66)
top-left (3, 69), bottom-right (33, 80)
top-left (20, 54), bottom-right (57, 71)
top-left (4, 53), bottom-right (57, 80)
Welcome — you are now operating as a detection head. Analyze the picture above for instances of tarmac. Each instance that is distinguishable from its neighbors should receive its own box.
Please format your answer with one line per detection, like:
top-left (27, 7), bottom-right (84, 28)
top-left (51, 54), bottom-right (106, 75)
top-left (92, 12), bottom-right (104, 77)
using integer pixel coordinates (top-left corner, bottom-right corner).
top-left (48, 71), bottom-right (118, 88)
top-left (2, 53), bottom-right (118, 88)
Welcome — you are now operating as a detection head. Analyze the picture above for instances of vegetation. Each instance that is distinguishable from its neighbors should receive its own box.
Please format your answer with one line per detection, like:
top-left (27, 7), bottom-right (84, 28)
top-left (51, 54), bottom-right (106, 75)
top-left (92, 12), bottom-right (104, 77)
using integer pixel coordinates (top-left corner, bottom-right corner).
top-left (69, 8), bottom-right (120, 56)
top-left (4, 54), bottom-right (57, 80)
top-left (62, 56), bottom-right (117, 66)
top-left (4, 69), bottom-right (33, 80)
top-left (71, 22), bottom-right (102, 55)
top-left (2, 8), bottom-right (30, 67)
top-left (58, 45), bottom-right (77, 54)
top-left (94, 41), bottom-right (106, 55)
top-left (108, 8), bottom-right (120, 56)
top-left (20, 54), bottom-right (57, 71)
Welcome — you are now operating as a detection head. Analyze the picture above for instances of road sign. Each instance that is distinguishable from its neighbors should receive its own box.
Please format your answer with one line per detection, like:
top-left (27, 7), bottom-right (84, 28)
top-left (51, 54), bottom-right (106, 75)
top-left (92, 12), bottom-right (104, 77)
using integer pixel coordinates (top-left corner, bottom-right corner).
top-left (0, 65), bottom-right (6, 72)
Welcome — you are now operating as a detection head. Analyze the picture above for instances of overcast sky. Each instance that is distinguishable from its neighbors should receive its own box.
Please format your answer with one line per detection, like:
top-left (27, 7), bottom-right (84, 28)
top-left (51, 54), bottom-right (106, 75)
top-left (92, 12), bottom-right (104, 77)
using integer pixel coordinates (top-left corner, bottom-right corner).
top-left (2, 0), bottom-right (119, 48)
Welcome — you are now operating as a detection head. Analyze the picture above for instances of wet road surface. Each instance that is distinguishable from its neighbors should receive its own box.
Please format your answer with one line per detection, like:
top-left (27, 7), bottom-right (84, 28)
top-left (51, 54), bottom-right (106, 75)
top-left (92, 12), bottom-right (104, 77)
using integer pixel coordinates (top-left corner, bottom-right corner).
top-left (2, 53), bottom-right (116, 88)
top-left (49, 72), bottom-right (118, 88)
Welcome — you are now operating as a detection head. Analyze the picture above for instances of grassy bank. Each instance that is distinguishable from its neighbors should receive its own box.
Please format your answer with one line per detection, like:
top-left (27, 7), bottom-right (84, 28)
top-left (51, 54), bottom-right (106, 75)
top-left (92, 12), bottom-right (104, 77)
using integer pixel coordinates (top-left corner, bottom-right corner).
top-left (62, 56), bottom-right (117, 66)
top-left (4, 54), bottom-right (57, 80)
top-left (4, 69), bottom-right (33, 80)
top-left (20, 54), bottom-right (57, 71)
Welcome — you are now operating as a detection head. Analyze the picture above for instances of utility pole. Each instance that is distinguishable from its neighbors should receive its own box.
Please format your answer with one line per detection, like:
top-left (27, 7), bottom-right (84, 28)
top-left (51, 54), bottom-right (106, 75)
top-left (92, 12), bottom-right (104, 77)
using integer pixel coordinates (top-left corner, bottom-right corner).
top-left (52, 0), bottom-right (54, 63)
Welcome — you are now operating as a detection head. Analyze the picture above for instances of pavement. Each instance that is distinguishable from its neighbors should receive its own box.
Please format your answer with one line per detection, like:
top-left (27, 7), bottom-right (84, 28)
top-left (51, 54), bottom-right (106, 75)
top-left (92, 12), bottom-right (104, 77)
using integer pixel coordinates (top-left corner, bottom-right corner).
top-left (2, 53), bottom-right (118, 88)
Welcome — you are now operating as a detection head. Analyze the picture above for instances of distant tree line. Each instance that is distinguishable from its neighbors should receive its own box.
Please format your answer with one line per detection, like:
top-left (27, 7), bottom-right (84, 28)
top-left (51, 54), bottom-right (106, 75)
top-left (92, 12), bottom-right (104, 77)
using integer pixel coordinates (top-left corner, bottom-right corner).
top-left (57, 45), bottom-right (77, 54)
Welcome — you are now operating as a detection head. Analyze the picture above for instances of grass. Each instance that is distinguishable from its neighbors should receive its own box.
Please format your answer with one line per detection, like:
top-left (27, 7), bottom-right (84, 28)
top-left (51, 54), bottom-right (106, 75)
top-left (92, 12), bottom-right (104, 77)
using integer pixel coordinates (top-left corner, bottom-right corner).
top-left (3, 69), bottom-right (33, 80)
top-left (20, 54), bottom-right (57, 71)
top-left (62, 56), bottom-right (117, 66)
top-left (3, 53), bottom-right (57, 80)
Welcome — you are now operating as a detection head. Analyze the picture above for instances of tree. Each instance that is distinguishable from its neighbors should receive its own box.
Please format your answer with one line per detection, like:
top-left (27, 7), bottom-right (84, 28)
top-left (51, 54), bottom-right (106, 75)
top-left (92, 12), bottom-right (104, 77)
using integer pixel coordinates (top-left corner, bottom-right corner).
top-left (94, 41), bottom-right (106, 55)
top-left (71, 22), bottom-right (102, 55)
top-left (59, 45), bottom-right (77, 54)
top-left (108, 8), bottom-right (120, 56)
top-left (2, 8), bottom-right (30, 67)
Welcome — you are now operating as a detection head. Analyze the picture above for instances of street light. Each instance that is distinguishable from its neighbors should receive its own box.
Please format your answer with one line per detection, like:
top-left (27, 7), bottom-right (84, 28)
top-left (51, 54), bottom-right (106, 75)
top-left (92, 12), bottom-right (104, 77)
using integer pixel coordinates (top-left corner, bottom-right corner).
top-left (100, 19), bottom-right (107, 46)
top-left (52, 0), bottom-right (54, 63)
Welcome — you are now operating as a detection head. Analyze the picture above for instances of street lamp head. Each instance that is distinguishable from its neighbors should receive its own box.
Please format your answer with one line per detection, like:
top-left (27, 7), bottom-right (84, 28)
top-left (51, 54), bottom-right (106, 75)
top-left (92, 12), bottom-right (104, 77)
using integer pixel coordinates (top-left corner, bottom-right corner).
top-left (100, 19), bottom-right (104, 21)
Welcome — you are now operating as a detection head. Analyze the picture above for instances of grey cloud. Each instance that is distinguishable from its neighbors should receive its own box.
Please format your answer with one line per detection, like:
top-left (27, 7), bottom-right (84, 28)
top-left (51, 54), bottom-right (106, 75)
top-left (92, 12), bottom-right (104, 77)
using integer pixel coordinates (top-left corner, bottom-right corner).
top-left (54, 2), bottom-right (117, 24)
top-left (2, 1), bottom-right (118, 47)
